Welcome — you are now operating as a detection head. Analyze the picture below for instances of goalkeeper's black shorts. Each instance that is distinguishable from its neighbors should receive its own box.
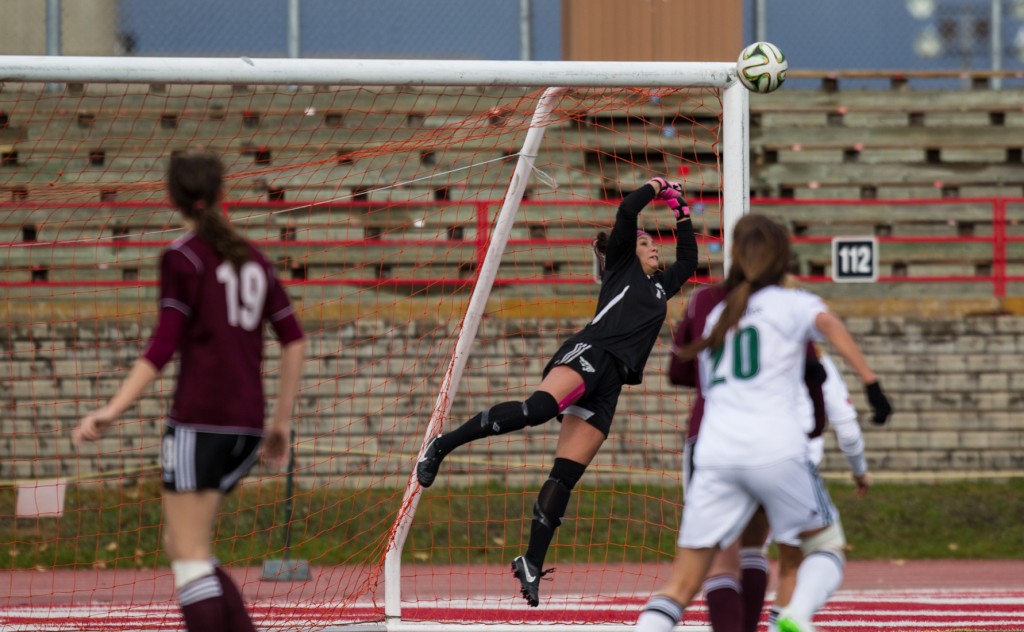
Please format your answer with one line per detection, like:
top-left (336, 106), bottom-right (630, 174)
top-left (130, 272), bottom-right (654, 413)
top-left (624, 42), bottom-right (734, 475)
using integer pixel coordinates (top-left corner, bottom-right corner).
top-left (544, 342), bottom-right (624, 437)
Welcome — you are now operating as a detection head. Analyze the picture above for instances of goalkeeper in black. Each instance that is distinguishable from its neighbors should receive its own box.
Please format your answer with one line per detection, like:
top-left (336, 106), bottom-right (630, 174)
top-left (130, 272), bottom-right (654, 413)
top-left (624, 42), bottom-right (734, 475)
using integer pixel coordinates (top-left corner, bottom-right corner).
top-left (416, 177), bottom-right (699, 607)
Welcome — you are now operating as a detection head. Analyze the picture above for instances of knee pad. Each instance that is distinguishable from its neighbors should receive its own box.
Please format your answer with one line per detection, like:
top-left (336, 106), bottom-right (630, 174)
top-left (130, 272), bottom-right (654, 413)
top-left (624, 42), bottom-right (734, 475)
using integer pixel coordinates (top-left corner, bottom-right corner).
top-left (171, 559), bottom-right (216, 590)
top-left (480, 391), bottom-right (559, 435)
top-left (800, 521), bottom-right (847, 561)
top-left (524, 391), bottom-right (560, 427)
top-left (534, 458), bottom-right (587, 530)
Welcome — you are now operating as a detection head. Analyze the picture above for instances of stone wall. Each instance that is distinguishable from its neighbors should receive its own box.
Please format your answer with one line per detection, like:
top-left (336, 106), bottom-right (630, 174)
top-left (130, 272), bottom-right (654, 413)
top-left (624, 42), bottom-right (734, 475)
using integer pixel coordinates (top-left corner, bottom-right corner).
top-left (837, 315), bottom-right (1024, 476)
top-left (2, 314), bottom-right (1022, 488)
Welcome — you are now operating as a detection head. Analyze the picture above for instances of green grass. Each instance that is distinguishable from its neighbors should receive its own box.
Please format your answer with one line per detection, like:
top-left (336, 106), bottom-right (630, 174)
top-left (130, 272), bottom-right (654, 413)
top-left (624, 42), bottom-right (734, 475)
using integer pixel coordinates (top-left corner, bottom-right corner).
top-left (1, 478), bottom-right (1022, 569)
top-left (830, 479), bottom-right (1024, 558)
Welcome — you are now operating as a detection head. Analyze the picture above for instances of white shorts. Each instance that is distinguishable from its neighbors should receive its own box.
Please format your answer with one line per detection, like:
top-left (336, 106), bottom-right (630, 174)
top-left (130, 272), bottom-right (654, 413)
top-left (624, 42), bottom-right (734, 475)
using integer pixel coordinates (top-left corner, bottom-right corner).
top-left (678, 457), bottom-right (839, 549)
top-left (807, 436), bottom-right (825, 468)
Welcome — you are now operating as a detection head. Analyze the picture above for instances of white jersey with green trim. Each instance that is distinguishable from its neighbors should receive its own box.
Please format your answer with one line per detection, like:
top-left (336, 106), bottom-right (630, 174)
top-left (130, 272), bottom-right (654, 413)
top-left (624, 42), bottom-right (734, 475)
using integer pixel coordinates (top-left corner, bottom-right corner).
top-left (695, 286), bottom-right (828, 469)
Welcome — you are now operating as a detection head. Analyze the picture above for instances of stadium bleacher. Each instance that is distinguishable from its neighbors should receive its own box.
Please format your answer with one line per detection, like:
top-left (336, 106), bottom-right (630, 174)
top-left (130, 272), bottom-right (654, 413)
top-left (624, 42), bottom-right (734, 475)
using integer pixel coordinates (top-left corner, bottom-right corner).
top-left (2, 74), bottom-right (1023, 306)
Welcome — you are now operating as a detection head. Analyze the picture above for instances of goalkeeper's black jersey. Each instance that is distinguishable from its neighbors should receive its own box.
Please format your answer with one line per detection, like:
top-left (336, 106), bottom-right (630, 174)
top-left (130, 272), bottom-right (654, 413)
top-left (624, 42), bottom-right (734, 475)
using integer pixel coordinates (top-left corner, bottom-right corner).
top-left (559, 184), bottom-right (698, 385)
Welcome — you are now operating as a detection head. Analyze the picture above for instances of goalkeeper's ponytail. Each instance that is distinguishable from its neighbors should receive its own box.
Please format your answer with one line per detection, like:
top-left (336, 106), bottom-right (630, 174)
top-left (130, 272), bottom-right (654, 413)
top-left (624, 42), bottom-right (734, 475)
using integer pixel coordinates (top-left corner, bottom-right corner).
top-left (678, 215), bottom-right (790, 359)
top-left (167, 150), bottom-right (250, 270)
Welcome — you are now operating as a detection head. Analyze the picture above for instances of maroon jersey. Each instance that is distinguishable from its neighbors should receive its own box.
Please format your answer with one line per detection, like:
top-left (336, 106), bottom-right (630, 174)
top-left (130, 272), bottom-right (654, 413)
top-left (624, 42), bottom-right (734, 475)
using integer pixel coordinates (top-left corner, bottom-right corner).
top-left (143, 232), bottom-right (304, 434)
top-left (668, 284), bottom-right (824, 442)
top-left (668, 284), bottom-right (727, 441)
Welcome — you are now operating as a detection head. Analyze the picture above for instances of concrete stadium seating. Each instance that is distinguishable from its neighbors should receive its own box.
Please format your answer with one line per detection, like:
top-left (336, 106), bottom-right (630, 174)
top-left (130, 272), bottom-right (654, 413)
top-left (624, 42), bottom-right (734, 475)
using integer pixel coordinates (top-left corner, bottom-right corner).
top-left (5, 73), bottom-right (1024, 485)
top-left (0, 75), bottom-right (1022, 302)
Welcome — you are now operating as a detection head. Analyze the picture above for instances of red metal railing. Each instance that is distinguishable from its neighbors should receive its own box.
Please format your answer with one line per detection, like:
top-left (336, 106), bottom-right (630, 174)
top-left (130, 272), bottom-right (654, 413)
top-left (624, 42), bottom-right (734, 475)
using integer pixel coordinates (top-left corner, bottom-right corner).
top-left (754, 197), bottom-right (1018, 297)
top-left (1, 197), bottom-right (1021, 296)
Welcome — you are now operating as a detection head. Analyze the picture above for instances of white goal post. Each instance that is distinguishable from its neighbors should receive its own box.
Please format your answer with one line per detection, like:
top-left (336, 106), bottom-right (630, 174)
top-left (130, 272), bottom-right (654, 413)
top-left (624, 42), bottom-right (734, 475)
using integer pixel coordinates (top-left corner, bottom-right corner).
top-left (0, 55), bottom-right (749, 631)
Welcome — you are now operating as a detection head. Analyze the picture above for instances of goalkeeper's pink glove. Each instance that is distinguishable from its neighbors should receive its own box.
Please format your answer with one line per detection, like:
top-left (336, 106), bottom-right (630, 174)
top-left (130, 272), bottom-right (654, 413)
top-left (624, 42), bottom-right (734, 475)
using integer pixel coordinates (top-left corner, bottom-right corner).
top-left (649, 177), bottom-right (690, 219)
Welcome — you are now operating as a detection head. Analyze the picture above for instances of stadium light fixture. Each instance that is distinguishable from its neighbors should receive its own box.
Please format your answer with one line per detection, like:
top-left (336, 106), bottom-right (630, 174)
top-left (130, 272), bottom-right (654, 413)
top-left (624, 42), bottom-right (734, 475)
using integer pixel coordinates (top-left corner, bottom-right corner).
top-left (907, 0), bottom-right (1023, 87)
top-left (1014, 24), bottom-right (1024, 59)
top-left (907, 0), bottom-right (937, 20)
top-left (915, 24), bottom-right (944, 57)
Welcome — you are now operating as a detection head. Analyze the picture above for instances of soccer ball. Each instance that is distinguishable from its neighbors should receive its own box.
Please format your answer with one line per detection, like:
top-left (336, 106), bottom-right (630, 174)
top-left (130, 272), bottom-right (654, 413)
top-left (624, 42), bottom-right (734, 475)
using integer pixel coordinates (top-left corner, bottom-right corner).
top-left (736, 42), bottom-right (788, 94)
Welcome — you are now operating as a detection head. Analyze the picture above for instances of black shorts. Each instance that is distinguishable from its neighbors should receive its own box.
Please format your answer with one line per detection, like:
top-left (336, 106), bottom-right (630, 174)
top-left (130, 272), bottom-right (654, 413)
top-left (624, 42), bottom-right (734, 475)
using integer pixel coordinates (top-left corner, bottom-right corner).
top-left (544, 342), bottom-right (624, 437)
top-left (161, 425), bottom-right (262, 494)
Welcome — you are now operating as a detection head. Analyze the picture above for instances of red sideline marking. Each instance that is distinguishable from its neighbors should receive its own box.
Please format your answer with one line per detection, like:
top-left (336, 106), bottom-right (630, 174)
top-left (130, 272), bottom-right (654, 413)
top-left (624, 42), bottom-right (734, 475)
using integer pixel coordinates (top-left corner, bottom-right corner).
top-left (4, 591), bottom-right (1024, 631)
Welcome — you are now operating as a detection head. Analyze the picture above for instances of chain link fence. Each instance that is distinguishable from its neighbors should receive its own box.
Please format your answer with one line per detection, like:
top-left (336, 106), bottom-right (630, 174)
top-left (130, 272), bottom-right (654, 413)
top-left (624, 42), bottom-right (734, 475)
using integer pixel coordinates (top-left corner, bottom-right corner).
top-left (0, 0), bottom-right (560, 60)
top-left (2, 0), bottom-right (1023, 73)
top-left (749, 0), bottom-right (1024, 75)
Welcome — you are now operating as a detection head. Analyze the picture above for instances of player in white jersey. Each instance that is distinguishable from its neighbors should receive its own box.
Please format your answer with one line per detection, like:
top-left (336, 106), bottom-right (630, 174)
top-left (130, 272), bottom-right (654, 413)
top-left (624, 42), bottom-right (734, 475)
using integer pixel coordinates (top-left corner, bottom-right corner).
top-left (767, 351), bottom-right (872, 632)
top-left (634, 214), bottom-right (891, 632)
top-left (810, 354), bottom-right (868, 474)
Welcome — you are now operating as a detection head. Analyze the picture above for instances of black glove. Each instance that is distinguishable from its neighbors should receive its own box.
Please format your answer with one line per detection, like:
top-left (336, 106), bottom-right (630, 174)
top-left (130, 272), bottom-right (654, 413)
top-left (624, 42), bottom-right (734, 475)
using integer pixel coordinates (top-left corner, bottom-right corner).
top-left (804, 356), bottom-right (827, 387)
top-left (865, 381), bottom-right (891, 426)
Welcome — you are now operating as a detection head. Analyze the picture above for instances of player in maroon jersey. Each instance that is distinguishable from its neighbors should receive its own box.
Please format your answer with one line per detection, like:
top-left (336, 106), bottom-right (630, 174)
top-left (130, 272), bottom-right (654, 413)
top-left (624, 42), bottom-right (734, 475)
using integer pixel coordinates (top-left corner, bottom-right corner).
top-left (73, 150), bottom-right (305, 632)
top-left (667, 272), bottom-right (827, 632)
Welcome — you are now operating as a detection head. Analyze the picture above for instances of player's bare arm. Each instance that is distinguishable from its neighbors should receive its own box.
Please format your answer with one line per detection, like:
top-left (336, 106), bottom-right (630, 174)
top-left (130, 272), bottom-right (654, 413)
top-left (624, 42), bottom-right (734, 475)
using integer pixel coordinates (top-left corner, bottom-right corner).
top-left (73, 358), bottom-right (159, 446)
top-left (815, 310), bottom-right (892, 425)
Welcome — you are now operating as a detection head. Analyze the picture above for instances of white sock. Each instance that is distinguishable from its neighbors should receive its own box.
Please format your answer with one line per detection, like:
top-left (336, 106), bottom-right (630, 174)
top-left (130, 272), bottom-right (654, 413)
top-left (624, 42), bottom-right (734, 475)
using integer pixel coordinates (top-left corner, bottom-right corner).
top-left (635, 595), bottom-right (683, 632)
top-left (767, 605), bottom-right (781, 632)
top-left (171, 559), bottom-right (215, 591)
top-left (785, 551), bottom-right (844, 622)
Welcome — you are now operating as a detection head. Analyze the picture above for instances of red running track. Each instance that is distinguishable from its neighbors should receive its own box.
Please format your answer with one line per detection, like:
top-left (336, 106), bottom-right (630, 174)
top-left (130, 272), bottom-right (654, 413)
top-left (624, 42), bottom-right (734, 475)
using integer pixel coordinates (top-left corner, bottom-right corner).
top-left (1, 560), bottom-right (1022, 631)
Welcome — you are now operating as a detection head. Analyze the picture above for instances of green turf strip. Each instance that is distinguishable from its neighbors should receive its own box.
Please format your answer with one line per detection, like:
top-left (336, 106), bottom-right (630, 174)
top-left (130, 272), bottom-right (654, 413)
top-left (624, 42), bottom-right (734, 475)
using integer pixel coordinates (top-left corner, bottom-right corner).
top-left (1, 479), bottom-right (1021, 569)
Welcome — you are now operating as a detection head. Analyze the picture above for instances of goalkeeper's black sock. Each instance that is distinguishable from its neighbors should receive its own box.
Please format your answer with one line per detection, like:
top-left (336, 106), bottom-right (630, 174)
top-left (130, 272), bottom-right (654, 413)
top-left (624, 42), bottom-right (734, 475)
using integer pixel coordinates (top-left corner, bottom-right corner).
top-left (525, 458), bottom-right (586, 568)
top-left (434, 411), bottom-right (489, 456)
top-left (436, 393), bottom-right (559, 456)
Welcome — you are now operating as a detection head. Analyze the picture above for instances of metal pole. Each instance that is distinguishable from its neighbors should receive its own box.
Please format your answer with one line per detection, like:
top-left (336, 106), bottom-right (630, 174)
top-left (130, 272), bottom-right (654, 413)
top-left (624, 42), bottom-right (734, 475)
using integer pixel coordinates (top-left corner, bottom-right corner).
top-left (0, 57), bottom-right (735, 88)
top-left (520, 0), bottom-right (532, 61)
top-left (383, 86), bottom-right (568, 624)
top-left (287, 0), bottom-right (301, 59)
top-left (755, 0), bottom-right (767, 42)
top-left (992, 0), bottom-right (1003, 89)
top-left (46, 0), bottom-right (61, 56)
top-left (722, 80), bottom-right (750, 275)
top-left (259, 426), bottom-right (311, 581)
top-left (45, 0), bottom-right (61, 91)
top-left (281, 427), bottom-right (297, 557)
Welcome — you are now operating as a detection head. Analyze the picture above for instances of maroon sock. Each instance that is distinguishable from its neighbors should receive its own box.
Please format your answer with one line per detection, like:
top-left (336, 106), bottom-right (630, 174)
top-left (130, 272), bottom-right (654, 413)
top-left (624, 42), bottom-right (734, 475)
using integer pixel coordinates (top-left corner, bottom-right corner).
top-left (215, 567), bottom-right (257, 632)
top-left (704, 574), bottom-right (744, 632)
top-left (740, 548), bottom-right (770, 632)
top-left (178, 574), bottom-right (226, 632)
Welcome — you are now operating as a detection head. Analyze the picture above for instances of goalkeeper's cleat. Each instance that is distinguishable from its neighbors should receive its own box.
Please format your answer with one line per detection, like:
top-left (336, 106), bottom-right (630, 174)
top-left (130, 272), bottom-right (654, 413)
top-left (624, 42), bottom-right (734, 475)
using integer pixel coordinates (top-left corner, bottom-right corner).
top-left (416, 436), bottom-right (444, 488)
top-left (778, 614), bottom-right (818, 632)
top-left (511, 555), bottom-right (551, 607)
